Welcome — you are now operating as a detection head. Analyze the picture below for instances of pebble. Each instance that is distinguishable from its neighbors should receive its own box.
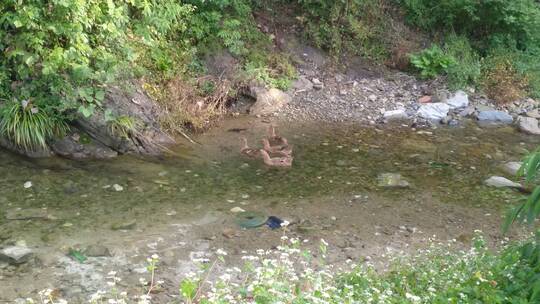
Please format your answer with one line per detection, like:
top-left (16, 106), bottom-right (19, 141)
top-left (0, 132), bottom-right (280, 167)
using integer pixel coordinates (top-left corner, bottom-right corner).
top-left (484, 176), bottom-right (522, 188)
top-left (0, 246), bottom-right (33, 264)
top-left (230, 207), bottom-right (245, 213)
top-left (23, 181), bottom-right (32, 189)
top-left (112, 184), bottom-right (123, 192)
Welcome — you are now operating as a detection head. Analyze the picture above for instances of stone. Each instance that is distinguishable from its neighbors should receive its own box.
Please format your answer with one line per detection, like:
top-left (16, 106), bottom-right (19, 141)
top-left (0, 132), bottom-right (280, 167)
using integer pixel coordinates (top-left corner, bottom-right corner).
top-left (84, 245), bottom-right (112, 257)
top-left (502, 162), bottom-right (522, 176)
top-left (418, 95), bottom-right (432, 103)
top-left (484, 176), bottom-right (522, 188)
top-left (0, 246), bottom-right (33, 264)
top-left (311, 78), bottom-right (324, 90)
top-left (112, 184), bottom-right (124, 192)
top-left (417, 103), bottom-right (450, 120)
top-left (250, 88), bottom-right (292, 116)
top-left (111, 219), bottom-right (136, 230)
top-left (517, 116), bottom-right (540, 135)
top-left (383, 109), bottom-right (408, 121)
top-left (445, 90), bottom-right (469, 109)
top-left (5, 208), bottom-right (49, 220)
top-left (459, 106), bottom-right (476, 117)
top-left (23, 181), bottom-right (32, 189)
top-left (222, 228), bottom-right (237, 239)
top-left (477, 110), bottom-right (513, 125)
top-left (526, 109), bottom-right (540, 119)
top-left (230, 207), bottom-right (245, 213)
top-left (377, 173), bottom-right (410, 188)
top-left (52, 136), bottom-right (118, 160)
top-left (291, 76), bottom-right (313, 91)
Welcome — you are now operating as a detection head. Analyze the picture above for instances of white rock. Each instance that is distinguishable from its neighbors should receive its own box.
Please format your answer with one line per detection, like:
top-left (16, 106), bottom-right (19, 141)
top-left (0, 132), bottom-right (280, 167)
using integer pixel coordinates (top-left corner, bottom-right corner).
top-left (517, 116), bottom-right (540, 135)
top-left (445, 90), bottom-right (469, 109)
top-left (368, 94), bottom-right (377, 102)
top-left (0, 246), bottom-right (33, 264)
top-left (383, 109), bottom-right (408, 121)
top-left (230, 207), bottom-right (245, 213)
top-left (23, 181), bottom-right (32, 189)
top-left (484, 176), bottom-right (522, 188)
top-left (502, 162), bottom-right (522, 176)
top-left (250, 88), bottom-right (292, 115)
top-left (112, 184), bottom-right (124, 192)
top-left (417, 103), bottom-right (450, 120)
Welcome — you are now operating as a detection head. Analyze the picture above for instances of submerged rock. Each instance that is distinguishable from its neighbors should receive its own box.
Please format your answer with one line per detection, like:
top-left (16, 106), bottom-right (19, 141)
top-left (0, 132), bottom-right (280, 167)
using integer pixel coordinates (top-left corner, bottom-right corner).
top-left (84, 245), bottom-right (112, 257)
top-left (484, 176), bottom-right (521, 188)
top-left (5, 208), bottom-right (49, 221)
top-left (111, 219), bottom-right (136, 230)
top-left (0, 246), bottom-right (33, 264)
top-left (52, 135), bottom-right (118, 159)
top-left (517, 116), bottom-right (540, 135)
top-left (377, 173), bottom-right (410, 188)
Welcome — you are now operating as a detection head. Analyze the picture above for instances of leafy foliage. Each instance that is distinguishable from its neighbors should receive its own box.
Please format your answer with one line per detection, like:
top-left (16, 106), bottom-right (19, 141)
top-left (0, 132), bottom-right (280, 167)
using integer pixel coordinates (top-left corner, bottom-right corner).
top-left (444, 34), bottom-right (482, 90)
top-left (409, 45), bottom-right (455, 79)
top-left (106, 114), bottom-right (140, 139)
top-left (297, 0), bottom-right (391, 60)
top-left (482, 51), bottom-right (529, 104)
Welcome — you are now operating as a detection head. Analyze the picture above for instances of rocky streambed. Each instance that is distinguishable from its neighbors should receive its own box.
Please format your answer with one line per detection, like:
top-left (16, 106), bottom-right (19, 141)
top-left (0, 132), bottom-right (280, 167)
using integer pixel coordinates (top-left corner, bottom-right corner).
top-left (0, 117), bottom-right (538, 302)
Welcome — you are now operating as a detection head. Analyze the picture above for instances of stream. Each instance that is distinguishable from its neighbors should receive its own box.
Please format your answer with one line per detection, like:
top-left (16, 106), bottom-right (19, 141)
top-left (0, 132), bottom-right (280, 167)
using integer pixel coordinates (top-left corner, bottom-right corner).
top-left (0, 117), bottom-right (538, 301)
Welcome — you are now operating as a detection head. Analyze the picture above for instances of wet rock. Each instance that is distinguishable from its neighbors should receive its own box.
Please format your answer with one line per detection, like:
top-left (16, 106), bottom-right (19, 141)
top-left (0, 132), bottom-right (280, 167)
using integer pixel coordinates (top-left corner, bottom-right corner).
top-left (445, 90), bottom-right (469, 109)
top-left (417, 103), bottom-right (450, 120)
top-left (383, 109), bottom-right (408, 121)
top-left (111, 219), bottom-right (136, 230)
top-left (377, 173), bottom-right (410, 188)
top-left (517, 116), bottom-right (540, 135)
top-left (250, 88), bottom-right (292, 116)
top-left (52, 135), bottom-right (118, 159)
top-left (230, 207), bottom-right (245, 213)
top-left (112, 184), bottom-right (124, 192)
top-left (477, 110), bottom-right (513, 125)
top-left (0, 246), bottom-right (33, 264)
top-left (502, 162), bottom-right (522, 176)
top-left (5, 208), bottom-right (49, 221)
top-left (222, 228), bottom-right (237, 239)
top-left (484, 176), bottom-right (522, 188)
top-left (84, 245), bottom-right (112, 257)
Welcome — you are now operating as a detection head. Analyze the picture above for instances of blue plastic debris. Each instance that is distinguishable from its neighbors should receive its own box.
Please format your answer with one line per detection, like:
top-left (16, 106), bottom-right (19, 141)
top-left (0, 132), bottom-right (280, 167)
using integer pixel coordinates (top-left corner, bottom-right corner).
top-left (266, 216), bottom-right (284, 229)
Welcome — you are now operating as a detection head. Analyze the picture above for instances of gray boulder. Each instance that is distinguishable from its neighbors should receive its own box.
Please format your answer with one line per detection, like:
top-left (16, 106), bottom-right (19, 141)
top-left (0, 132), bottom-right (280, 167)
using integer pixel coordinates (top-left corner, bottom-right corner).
top-left (477, 110), bottom-right (513, 125)
top-left (517, 116), bottom-right (540, 135)
top-left (502, 162), bottom-right (522, 176)
top-left (383, 109), bottom-right (409, 121)
top-left (445, 90), bottom-right (469, 109)
top-left (417, 103), bottom-right (450, 120)
top-left (51, 135), bottom-right (118, 159)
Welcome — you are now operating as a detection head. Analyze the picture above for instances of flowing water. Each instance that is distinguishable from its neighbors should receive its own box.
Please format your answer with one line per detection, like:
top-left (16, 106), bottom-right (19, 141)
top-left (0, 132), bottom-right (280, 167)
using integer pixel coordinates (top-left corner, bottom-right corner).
top-left (0, 118), bottom-right (538, 300)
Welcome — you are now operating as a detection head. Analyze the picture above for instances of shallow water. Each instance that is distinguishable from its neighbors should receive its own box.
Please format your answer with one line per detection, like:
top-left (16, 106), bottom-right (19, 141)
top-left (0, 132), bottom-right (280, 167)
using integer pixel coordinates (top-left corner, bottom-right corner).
top-left (0, 118), bottom-right (538, 300)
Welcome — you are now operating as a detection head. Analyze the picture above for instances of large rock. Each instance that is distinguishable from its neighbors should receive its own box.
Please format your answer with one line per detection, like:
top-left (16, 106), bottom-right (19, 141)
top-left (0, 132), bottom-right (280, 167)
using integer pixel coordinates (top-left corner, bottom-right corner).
top-left (484, 176), bottom-right (522, 188)
top-left (477, 110), bottom-right (513, 125)
top-left (250, 88), bottom-right (292, 116)
top-left (291, 76), bottom-right (313, 92)
top-left (445, 90), bottom-right (469, 109)
top-left (51, 135), bottom-right (118, 159)
top-left (74, 85), bottom-right (175, 156)
top-left (0, 246), bottom-right (33, 264)
top-left (417, 103), bottom-right (450, 120)
top-left (517, 116), bottom-right (540, 135)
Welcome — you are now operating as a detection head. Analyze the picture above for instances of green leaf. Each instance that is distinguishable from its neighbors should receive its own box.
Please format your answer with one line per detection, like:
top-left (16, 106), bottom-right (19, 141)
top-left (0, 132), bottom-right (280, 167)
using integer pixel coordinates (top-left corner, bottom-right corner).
top-left (68, 249), bottom-right (87, 263)
top-left (78, 104), bottom-right (95, 118)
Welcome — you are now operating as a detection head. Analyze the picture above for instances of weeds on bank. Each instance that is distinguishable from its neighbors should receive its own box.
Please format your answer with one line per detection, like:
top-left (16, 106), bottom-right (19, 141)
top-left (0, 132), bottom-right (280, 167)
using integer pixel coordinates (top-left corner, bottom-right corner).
top-left (23, 229), bottom-right (540, 303)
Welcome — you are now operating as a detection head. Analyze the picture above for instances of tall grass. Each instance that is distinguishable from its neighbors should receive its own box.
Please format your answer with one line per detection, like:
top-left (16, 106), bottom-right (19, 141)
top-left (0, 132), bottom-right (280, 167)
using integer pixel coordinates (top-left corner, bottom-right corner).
top-left (0, 101), bottom-right (69, 151)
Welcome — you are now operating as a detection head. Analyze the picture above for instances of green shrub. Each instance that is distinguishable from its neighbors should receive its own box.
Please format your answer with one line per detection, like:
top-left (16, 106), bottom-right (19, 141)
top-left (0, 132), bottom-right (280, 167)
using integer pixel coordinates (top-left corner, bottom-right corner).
top-left (443, 34), bottom-right (482, 90)
top-left (400, 0), bottom-right (540, 52)
top-left (410, 45), bottom-right (455, 79)
top-left (298, 0), bottom-right (390, 60)
top-left (0, 101), bottom-right (68, 150)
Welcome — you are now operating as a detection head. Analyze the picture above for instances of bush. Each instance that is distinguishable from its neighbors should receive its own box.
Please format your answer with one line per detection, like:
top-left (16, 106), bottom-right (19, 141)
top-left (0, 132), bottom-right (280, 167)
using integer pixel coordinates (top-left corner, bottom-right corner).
top-left (409, 45), bottom-right (455, 79)
top-left (443, 34), bottom-right (482, 90)
top-left (297, 0), bottom-right (391, 60)
top-left (400, 0), bottom-right (540, 52)
top-left (482, 51), bottom-right (529, 104)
